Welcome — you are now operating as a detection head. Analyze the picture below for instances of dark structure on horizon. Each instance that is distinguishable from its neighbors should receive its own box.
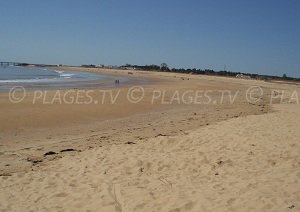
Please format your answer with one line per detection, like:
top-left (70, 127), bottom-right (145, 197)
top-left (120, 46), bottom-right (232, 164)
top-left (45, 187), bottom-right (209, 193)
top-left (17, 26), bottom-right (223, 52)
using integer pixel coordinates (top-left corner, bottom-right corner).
top-left (120, 63), bottom-right (299, 82)
top-left (0, 62), bottom-right (23, 67)
top-left (2, 61), bottom-right (298, 82)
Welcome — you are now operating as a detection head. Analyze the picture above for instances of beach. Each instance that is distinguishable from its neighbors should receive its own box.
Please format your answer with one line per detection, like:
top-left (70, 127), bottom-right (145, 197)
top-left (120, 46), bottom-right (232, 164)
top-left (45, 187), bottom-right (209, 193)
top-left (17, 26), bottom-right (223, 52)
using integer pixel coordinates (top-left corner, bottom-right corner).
top-left (0, 68), bottom-right (299, 211)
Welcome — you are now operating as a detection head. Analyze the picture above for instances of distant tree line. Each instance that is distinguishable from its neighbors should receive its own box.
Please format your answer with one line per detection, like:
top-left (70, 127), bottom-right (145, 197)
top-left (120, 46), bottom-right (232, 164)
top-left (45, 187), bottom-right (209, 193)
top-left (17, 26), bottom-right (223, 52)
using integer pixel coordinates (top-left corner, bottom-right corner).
top-left (81, 64), bottom-right (96, 68)
top-left (16, 63), bottom-right (30, 66)
top-left (120, 63), bottom-right (299, 81)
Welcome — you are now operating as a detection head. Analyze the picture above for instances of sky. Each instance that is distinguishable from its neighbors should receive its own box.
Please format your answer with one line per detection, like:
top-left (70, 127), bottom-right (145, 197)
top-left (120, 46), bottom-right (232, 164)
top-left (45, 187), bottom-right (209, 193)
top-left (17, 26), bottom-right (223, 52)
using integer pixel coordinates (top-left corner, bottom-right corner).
top-left (0, 0), bottom-right (299, 77)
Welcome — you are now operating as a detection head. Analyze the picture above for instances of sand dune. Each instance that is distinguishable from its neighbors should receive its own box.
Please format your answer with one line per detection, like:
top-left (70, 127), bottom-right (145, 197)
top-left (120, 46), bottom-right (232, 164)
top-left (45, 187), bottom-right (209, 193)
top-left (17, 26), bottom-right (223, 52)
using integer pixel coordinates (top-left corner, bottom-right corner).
top-left (1, 104), bottom-right (299, 211)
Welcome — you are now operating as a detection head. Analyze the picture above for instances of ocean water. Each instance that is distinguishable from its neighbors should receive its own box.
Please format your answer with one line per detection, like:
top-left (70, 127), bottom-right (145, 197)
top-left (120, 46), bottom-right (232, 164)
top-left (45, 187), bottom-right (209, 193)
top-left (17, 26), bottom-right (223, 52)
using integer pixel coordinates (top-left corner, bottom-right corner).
top-left (0, 66), bottom-right (59, 82)
top-left (0, 66), bottom-right (122, 90)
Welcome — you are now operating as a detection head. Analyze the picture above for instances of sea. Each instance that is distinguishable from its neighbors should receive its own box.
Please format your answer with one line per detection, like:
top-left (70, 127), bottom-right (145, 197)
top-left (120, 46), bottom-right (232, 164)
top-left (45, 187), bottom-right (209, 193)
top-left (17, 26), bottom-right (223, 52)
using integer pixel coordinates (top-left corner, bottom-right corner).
top-left (0, 65), bottom-right (123, 90)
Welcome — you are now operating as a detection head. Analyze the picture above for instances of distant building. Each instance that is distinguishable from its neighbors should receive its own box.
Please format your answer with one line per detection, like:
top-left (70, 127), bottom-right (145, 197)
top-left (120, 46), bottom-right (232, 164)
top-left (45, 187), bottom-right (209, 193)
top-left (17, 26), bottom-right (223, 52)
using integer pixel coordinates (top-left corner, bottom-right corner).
top-left (125, 67), bottom-right (135, 70)
top-left (236, 74), bottom-right (251, 79)
top-left (119, 65), bottom-right (136, 70)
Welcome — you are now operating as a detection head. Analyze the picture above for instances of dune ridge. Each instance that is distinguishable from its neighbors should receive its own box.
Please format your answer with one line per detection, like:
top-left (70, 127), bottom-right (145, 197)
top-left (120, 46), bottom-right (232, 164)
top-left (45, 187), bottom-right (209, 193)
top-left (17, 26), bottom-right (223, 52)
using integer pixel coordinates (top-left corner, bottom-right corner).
top-left (1, 104), bottom-right (299, 211)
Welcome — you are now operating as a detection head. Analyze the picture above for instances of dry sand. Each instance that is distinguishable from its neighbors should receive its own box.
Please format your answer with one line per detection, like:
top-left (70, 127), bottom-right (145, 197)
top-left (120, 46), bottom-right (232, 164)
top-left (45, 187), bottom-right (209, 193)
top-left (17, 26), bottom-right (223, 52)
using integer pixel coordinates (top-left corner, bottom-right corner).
top-left (0, 68), bottom-right (299, 211)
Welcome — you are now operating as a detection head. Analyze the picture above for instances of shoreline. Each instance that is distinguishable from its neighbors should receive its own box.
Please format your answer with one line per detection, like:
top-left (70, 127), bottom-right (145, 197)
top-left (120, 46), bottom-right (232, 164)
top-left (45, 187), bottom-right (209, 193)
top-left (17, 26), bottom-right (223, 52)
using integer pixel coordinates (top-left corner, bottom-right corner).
top-left (0, 66), bottom-right (159, 91)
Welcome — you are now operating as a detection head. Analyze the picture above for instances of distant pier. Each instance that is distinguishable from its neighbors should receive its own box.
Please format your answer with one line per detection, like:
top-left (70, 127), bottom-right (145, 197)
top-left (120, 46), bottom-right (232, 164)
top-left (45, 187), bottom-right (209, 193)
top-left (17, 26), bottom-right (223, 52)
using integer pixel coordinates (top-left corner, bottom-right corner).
top-left (0, 62), bottom-right (22, 67)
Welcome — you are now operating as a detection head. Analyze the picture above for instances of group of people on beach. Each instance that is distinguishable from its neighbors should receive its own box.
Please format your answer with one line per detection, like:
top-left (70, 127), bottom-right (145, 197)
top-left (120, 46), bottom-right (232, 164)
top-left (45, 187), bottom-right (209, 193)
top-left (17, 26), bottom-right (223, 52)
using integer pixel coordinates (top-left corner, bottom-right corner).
top-left (115, 79), bottom-right (120, 85)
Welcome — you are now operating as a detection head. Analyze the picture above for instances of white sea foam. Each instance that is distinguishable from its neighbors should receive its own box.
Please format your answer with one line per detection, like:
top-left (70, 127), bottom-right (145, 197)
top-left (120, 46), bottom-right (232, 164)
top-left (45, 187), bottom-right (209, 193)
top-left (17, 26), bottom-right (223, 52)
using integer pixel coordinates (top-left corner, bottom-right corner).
top-left (0, 66), bottom-right (114, 89)
top-left (54, 70), bottom-right (64, 74)
top-left (53, 70), bottom-right (75, 78)
top-left (0, 78), bottom-right (59, 83)
top-left (60, 74), bottom-right (74, 77)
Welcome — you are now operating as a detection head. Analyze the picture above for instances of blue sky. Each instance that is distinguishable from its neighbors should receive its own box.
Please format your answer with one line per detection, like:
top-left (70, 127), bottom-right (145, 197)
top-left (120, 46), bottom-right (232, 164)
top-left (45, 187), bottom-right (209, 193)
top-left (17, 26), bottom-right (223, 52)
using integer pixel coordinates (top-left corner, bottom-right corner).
top-left (0, 0), bottom-right (299, 77)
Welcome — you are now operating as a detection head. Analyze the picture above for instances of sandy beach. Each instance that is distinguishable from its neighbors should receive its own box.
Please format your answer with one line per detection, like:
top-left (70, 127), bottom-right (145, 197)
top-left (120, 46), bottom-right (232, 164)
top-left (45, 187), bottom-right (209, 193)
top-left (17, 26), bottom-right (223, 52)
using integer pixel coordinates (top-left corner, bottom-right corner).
top-left (0, 68), bottom-right (299, 211)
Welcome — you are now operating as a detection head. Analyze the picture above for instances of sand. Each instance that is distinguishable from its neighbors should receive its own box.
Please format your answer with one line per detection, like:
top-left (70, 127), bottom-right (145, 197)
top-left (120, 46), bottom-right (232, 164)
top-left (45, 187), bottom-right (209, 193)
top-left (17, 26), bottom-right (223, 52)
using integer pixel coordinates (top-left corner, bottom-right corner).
top-left (0, 68), bottom-right (299, 211)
